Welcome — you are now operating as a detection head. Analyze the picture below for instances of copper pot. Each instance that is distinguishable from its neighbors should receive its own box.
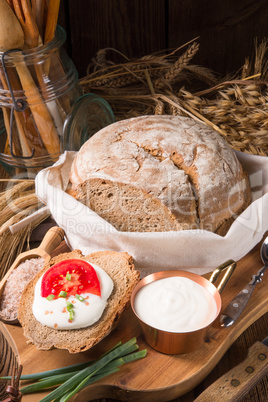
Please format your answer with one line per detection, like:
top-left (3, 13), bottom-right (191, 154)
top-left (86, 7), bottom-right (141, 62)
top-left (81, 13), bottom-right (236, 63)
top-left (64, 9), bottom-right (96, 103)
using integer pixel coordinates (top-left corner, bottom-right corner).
top-left (131, 260), bottom-right (236, 355)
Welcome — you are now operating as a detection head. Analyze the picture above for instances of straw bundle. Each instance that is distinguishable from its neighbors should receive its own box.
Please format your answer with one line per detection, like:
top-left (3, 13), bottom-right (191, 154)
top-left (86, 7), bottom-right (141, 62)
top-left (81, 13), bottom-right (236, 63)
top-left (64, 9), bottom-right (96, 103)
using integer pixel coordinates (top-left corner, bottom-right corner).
top-left (0, 181), bottom-right (50, 280)
top-left (80, 38), bottom-right (268, 156)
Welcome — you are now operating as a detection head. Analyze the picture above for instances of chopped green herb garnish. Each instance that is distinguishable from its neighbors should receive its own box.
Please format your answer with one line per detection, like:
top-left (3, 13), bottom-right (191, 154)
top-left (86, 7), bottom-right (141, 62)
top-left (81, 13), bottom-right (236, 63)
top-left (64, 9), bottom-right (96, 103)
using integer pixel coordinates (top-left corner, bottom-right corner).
top-left (66, 273), bottom-right (71, 281)
top-left (46, 294), bottom-right (55, 301)
top-left (75, 294), bottom-right (85, 302)
top-left (59, 291), bottom-right (67, 298)
top-left (66, 301), bottom-right (74, 311)
top-left (68, 310), bottom-right (74, 322)
top-left (66, 301), bottom-right (74, 322)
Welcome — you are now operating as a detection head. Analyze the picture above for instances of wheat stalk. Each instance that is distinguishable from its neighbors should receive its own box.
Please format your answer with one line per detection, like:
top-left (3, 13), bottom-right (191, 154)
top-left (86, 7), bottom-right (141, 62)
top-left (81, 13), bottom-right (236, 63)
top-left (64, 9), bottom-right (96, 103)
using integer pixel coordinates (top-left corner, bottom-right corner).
top-left (0, 180), bottom-right (34, 211)
top-left (0, 181), bottom-right (51, 280)
top-left (154, 42), bottom-right (200, 89)
top-left (0, 209), bottom-right (50, 280)
top-left (80, 38), bottom-right (268, 156)
top-left (0, 193), bottom-right (41, 226)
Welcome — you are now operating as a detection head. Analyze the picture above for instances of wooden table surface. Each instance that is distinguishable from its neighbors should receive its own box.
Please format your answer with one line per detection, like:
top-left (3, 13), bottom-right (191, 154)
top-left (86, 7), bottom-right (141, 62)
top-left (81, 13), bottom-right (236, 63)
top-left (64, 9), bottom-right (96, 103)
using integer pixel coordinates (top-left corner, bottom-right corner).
top-left (0, 165), bottom-right (267, 402)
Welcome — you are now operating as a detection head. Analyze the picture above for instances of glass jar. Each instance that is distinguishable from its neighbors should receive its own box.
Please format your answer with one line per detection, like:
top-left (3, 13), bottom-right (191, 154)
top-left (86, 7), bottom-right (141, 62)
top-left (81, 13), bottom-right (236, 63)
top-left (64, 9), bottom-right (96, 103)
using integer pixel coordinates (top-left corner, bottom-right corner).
top-left (0, 26), bottom-right (114, 176)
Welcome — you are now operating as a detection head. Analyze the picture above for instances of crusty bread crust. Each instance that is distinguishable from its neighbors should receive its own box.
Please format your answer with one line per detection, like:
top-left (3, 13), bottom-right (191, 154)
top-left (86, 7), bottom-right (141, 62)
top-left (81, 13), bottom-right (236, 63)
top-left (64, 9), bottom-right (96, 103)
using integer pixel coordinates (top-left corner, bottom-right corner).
top-left (69, 115), bottom-right (251, 235)
top-left (18, 250), bottom-right (140, 353)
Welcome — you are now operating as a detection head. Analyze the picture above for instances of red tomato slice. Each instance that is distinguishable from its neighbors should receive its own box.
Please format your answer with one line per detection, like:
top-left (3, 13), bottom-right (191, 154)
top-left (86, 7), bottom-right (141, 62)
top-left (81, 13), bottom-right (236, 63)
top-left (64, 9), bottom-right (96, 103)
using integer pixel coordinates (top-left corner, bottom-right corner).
top-left (41, 259), bottom-right (101, 298)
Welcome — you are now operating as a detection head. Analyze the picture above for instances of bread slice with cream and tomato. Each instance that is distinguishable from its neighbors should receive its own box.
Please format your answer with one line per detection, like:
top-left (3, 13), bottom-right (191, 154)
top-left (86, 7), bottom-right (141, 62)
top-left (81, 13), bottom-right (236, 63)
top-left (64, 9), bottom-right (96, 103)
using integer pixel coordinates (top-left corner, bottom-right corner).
top-left (18, 249), bottom-right (140, 353)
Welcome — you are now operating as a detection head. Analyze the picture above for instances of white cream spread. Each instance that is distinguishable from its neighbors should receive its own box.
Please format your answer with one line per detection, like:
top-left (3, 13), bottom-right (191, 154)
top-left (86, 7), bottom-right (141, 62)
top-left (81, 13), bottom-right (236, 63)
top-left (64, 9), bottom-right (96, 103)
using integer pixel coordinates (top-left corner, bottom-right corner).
top-left (134, 277), bottom-right (218, 332)
top-left (32, 263), bottom-right (113, 330)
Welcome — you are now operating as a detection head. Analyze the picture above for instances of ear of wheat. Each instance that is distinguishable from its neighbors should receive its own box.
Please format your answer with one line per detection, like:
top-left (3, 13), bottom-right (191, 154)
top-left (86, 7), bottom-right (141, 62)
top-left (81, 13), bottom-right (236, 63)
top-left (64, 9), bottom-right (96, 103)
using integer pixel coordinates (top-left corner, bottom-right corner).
top-left (0, 181), bottom-right (50, 280)
top-left (80, 39), bottom-right (268, 156)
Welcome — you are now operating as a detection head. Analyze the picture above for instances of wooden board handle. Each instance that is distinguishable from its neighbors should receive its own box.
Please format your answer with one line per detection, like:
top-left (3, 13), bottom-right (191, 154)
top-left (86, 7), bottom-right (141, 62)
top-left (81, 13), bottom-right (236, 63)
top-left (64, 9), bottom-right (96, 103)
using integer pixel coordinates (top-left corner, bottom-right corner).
top-left (38, 226), bottom-right (65, 256)
top-left (194, 341), bottom-right (268, 401)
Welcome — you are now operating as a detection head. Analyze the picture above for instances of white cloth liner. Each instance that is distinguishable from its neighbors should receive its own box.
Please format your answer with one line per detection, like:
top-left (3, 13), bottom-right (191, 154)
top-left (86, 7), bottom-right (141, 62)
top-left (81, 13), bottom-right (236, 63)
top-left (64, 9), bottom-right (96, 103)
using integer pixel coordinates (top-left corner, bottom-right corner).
top-left (35, 151), bottom-right (268, 278)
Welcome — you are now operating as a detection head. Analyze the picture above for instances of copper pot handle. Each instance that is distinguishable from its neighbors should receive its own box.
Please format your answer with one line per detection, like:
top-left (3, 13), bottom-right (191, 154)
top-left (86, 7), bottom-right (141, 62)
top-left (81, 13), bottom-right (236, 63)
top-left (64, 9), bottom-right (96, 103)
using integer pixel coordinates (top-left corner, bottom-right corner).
top-left (209, 259), bottom-right (237, 294)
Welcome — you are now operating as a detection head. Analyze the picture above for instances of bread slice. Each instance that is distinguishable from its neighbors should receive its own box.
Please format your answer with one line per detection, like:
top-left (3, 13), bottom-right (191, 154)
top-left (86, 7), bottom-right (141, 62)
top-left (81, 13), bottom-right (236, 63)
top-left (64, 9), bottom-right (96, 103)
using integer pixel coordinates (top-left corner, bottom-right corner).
top-left (72, 178), bottom-right (191, 232)
top-left (18, 249), bottom-right (140, 353)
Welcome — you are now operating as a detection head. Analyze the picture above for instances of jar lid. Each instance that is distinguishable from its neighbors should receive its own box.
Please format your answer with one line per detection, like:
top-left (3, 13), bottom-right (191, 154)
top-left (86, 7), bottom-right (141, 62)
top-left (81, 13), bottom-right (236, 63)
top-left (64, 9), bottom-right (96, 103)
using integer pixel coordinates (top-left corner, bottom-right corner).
top-left (62, 93), bottom-right (115, 151)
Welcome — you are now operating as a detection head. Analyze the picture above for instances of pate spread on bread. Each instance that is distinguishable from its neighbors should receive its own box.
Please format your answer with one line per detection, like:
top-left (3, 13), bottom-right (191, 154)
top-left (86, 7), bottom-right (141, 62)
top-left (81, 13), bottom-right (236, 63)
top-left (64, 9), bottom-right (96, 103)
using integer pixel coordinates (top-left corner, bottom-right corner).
top-left (69, 115), bottom-right (251, 235)
top-left (18, 250), bottom-right (140, 353)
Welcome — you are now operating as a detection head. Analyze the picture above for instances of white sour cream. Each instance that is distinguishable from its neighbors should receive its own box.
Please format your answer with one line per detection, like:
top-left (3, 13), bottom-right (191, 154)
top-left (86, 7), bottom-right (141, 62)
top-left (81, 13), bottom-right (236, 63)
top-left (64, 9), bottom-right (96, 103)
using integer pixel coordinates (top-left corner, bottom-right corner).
top-left (134, 277), bottom-right (218, 332)
top-left (32, 263), bottom-right (113, 330)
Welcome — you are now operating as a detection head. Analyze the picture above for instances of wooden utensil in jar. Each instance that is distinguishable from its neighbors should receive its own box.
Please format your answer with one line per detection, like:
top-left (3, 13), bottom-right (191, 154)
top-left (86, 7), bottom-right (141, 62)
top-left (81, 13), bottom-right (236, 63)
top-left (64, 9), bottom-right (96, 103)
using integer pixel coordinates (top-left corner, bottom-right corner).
top-left (0, 226), bottom-right (65, 325)
top-left (44, 0), bottom-right (60, 44)
top-left (0, 0), bottom-right (61, 159)
top-left (0, 0), bottom-right (27, 156)
top-left (0, 0), bottom-right (24, 51)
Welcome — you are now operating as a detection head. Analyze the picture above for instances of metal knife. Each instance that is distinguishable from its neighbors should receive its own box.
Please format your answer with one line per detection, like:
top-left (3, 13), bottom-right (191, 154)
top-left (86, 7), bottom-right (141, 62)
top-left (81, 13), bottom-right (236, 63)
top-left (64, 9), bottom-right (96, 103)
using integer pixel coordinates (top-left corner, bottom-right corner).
top-left (194, 336), bottom-right (268, 401)
top-left (220, 264), bottom-right (267, 327)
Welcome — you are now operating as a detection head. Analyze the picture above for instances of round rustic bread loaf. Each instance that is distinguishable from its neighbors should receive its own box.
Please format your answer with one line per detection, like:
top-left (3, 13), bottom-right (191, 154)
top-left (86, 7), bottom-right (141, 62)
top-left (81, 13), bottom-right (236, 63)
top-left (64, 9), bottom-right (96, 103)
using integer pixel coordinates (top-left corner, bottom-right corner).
top-left (69, 115), bottom-right (251, 235)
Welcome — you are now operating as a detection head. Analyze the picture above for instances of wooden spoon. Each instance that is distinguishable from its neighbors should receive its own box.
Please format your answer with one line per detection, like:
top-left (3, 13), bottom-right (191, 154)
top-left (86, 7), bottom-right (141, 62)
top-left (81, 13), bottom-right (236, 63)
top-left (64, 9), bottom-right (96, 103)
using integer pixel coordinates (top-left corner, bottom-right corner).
top-left (0, 0), bottom-right (24, 51)
top-left (0, 0), bottom-right (61, 159)
top-left (12, 0), bottom-right (40, 49)
top-left (44, 0), bottom-right (61, 43)
top-left (0, 0), bottom-right (26, 157)
top-left (0, 226), bottom-right (65, 325)
top-left (0, 1), bottom-right (45, 160)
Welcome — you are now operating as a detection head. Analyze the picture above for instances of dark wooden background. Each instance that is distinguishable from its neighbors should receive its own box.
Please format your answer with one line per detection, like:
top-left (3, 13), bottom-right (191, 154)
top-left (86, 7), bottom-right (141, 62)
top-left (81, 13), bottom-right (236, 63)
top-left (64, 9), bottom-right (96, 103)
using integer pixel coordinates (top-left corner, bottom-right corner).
top-left (58, 0), bottom-right (268, 79)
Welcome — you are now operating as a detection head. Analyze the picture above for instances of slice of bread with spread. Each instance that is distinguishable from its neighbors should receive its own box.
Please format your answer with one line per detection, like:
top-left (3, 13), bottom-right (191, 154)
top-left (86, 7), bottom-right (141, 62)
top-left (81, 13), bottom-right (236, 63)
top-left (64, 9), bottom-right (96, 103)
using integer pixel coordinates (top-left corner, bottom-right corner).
top-left (18, 249), bottom-right (140, 353)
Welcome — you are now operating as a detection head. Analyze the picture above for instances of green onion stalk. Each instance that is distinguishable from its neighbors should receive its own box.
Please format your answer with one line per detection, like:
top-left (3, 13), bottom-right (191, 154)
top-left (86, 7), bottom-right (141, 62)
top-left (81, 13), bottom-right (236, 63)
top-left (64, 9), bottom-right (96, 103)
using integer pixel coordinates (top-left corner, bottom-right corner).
top-left (0, 337), bottom-right (147, 402)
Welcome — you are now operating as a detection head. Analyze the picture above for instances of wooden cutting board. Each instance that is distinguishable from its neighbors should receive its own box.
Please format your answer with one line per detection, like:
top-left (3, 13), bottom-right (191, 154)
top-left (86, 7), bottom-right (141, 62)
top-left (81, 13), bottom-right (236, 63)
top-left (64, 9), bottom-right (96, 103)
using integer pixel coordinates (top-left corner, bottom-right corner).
top-left (1, 237), bottom-right (268, 402)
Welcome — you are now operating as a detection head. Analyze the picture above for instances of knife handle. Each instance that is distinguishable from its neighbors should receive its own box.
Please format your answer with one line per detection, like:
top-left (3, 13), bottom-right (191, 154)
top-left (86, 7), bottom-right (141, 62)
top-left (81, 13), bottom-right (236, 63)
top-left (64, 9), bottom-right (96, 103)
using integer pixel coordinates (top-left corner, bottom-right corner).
top-left (220, 281), bottom-right (257, 327)
top-left (194, 341), bottom-right (268, 402)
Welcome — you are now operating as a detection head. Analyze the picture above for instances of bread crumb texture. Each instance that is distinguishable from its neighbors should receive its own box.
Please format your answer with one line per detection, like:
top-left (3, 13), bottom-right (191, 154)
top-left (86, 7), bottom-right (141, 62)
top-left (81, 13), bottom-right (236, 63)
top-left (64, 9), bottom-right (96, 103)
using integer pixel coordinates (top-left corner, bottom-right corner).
top-left (18, 250), bottom-right (140, 353)
top-left (70, 115), bottom-right (251, 234)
